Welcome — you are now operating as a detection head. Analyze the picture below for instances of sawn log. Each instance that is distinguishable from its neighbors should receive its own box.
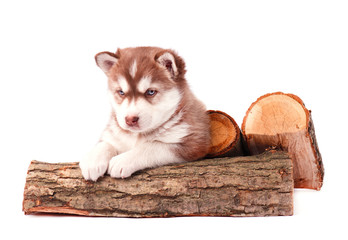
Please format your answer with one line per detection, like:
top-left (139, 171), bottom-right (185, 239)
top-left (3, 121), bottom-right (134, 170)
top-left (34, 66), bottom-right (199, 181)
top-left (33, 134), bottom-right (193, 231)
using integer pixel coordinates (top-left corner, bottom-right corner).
top-left (23, 151), bottom-right (293, 217)
top-left (207, 110), bottom-right (244, 158)
top-left (242, 92), bottom-right (324, 190)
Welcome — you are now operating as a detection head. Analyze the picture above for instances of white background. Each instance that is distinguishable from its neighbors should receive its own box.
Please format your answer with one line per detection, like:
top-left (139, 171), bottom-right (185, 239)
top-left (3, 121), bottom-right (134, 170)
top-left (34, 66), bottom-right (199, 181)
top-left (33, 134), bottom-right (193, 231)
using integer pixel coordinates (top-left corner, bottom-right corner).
top-left (1, 0), bottom-right (347, 239)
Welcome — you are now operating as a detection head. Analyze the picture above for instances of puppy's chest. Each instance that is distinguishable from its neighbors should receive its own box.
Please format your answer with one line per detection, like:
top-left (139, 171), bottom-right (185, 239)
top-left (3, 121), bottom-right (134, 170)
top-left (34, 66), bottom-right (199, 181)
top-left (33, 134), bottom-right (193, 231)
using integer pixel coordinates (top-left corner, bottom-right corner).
top-left (148, 122), bottom-right (190, 144)
top-left (109, 117), bottom-right (190, 152)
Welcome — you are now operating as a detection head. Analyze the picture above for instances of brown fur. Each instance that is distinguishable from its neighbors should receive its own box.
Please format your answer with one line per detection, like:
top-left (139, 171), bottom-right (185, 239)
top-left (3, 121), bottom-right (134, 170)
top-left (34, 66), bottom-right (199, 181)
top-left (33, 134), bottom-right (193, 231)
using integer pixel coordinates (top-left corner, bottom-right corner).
top-left (172, 89), bottom-right (211, 161)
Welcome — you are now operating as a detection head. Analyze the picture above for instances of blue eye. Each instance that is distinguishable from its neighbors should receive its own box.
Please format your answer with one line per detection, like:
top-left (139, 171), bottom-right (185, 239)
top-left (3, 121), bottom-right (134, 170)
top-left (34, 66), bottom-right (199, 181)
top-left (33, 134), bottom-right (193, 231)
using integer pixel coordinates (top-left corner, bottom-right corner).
top-left (145, 89), bottom-right (157, 97)
top-left (117, 90), bottom-right (125, 96)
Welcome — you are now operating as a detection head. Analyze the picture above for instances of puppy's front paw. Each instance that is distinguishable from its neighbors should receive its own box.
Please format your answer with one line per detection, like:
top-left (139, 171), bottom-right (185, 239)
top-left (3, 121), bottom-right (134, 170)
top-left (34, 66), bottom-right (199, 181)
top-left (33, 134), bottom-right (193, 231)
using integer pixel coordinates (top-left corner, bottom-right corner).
top-left (79, 153), bottom-right (109, 181)
top-left (108, 153), bottom-right (136, 178)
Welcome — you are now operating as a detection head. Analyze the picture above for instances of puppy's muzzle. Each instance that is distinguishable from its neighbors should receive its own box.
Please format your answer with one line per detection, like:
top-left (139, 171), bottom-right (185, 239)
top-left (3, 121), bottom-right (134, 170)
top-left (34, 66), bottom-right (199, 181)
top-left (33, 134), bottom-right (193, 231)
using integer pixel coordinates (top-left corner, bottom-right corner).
top-left (125, 116), bottom-right (139, 127)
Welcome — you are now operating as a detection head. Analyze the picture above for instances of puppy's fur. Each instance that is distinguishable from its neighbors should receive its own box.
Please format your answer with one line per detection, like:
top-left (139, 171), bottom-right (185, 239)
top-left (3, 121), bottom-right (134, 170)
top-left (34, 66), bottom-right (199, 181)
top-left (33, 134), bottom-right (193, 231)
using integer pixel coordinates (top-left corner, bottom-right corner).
top-left (79, 47), bottom-right (211, 181)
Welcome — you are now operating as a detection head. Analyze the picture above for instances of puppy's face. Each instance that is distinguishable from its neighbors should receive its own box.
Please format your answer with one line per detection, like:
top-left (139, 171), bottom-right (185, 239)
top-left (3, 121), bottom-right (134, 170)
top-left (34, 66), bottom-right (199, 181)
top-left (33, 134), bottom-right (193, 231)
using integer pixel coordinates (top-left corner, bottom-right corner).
top-left (95, 47), bottom-right (185, 133)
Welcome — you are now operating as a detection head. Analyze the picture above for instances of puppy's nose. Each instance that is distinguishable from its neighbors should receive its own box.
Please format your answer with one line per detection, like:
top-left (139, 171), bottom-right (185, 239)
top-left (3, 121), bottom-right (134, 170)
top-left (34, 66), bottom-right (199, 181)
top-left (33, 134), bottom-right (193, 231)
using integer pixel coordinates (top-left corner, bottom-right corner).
top-left (125, 116), bottom-right (139, 127)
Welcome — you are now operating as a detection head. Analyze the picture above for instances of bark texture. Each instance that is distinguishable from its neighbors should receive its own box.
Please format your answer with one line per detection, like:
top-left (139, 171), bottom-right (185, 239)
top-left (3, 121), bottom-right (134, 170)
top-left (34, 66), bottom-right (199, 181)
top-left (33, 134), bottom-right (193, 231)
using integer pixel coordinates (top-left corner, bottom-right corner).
top-left (23, 151), bottom-right (293, 217)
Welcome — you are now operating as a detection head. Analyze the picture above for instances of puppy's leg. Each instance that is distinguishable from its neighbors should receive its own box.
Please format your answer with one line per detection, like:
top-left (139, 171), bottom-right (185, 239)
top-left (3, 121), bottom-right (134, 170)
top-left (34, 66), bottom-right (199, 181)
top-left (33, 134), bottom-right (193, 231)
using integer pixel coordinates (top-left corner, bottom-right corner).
top-left (108, 142), bottom-right (183, 178)
top-left (80, 141), bottom-right (117, 181)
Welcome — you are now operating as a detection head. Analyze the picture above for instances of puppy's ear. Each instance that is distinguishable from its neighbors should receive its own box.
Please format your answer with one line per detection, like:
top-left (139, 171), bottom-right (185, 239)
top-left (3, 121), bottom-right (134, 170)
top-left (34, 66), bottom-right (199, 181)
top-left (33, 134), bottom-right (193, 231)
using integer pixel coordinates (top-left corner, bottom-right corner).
top-left (95, 51), bottom-right (119, 74)
top-left (155, 51), bottom-right (182, 79)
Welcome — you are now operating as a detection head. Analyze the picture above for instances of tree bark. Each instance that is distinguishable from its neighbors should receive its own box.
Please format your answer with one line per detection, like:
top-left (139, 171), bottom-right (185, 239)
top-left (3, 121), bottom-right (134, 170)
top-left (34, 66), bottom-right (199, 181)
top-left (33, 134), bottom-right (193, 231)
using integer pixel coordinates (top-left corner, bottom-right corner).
top-left (242, 92), bottom-right (324, 190)
top-left (23, 151), bottom-right (293, 217)
top-left (207, 110), bottom-right (245, 158)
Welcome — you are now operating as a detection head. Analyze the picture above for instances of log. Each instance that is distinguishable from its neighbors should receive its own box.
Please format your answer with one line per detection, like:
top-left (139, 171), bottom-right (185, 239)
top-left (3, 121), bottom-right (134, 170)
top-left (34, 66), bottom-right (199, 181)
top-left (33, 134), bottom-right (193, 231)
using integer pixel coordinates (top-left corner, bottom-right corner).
top-left (207, 110), bottom-right (244, 158)
top-left (242, 92), bottom-right (324, 190)
top-left (23, 151), bottom-right (293, 217)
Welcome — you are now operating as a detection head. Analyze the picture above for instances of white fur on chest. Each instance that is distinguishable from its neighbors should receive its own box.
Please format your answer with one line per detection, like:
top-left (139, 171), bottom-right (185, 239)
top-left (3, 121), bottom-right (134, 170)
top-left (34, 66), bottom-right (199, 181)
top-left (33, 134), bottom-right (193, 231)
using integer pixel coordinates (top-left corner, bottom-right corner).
top-left (102, 111), bottom-right (189, 152)
top-left (101, 122), bottom-right (138, 153)
top-left (147, 112), bottom-right (189, 144)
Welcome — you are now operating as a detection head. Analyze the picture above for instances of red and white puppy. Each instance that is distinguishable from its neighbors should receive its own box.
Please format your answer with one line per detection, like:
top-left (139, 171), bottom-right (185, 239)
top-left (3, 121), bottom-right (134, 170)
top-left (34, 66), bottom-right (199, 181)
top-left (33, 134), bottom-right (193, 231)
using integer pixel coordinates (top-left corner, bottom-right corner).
top-left (79, 47), bottom-right (211, 181)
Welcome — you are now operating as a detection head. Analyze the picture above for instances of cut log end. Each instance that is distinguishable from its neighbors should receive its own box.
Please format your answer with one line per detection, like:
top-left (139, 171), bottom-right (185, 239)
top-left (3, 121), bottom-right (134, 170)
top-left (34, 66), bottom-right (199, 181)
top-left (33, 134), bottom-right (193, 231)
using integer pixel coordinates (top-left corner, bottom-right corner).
top-left (207, 110), bottom-right (244, 158)
top-left (242, 92), bottom-right (324, 190)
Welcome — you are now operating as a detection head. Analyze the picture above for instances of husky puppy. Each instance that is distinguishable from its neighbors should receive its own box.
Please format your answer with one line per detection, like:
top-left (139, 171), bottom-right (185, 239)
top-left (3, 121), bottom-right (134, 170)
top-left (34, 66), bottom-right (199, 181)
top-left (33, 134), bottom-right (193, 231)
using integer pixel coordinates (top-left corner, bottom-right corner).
top-left (79, 47), bottom-right (211, 181)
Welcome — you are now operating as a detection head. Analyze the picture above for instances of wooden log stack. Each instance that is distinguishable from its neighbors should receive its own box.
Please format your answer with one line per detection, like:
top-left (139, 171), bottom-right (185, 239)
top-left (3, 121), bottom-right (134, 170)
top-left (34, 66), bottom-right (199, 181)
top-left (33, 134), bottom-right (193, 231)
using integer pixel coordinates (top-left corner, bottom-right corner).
top-left (22, 92), bottom-right (324, 218)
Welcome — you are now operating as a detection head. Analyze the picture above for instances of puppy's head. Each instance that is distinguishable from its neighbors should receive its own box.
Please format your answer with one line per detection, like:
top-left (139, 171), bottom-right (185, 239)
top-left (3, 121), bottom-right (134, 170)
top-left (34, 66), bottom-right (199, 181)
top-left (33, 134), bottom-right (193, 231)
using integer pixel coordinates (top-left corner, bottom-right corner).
top-left (95, 47), bottom-right (186, 133)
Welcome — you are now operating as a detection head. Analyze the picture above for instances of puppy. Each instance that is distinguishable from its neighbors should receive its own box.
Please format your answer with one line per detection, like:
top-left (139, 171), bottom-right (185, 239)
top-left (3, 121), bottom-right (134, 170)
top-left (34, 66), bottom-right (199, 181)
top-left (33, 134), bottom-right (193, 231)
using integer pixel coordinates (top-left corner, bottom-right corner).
top-left (79, 47), bottom-right (211, 181)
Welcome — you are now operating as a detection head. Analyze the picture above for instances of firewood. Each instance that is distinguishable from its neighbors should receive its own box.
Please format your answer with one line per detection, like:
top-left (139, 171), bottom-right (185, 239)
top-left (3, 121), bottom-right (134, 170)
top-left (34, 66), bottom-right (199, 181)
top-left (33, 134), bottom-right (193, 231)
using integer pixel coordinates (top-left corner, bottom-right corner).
top-left (242, 92), bottom-right (324, 190)
top-left (207, 110), bottom-right (244, 158)
top-left (23, 151), bottom-right (293, 217)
